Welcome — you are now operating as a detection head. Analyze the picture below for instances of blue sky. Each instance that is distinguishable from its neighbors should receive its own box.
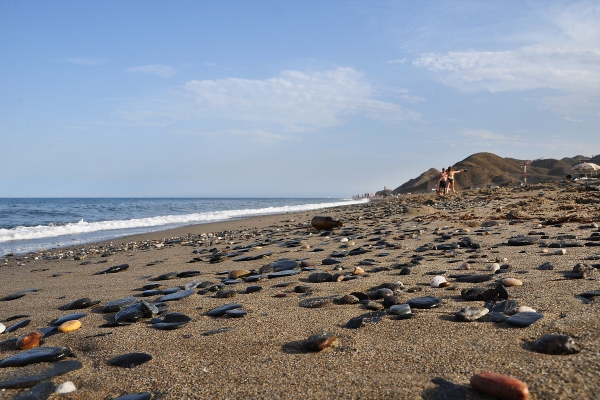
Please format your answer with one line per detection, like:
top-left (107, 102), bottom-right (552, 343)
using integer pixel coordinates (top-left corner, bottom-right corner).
top-left (1, 0), bottom-right (599, 197)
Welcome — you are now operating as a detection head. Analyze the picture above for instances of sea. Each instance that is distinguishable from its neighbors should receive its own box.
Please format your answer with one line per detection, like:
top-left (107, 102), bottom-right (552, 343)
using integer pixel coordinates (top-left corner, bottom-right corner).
top-left (0, 198), bottom-right (368, 256)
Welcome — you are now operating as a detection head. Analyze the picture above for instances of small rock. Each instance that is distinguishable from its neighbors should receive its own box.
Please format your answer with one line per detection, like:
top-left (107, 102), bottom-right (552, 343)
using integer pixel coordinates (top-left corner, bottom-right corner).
top-left (488, 263), bottom-right (500, 273)
top-left (502, 278), bottom-right (523, 287)
top-left (16, 331), bottom-right (42, 350)
top-left (554, 249), bottom-right (567, 255)
top-left (352, 267), bottom-right (365, 275)
top-left (455, 306), bottom-right (489, 322)
top-left (516, 306), bottom-right (536, 313)
top-left (506, 312), bottom-right (544, 327)
top-left (303, 332), bottom-right (337, 351)
top-left (470, 372), bottom-right (529, 400)
top-left (459, 262), bottom-right (470, 270)
top-left (55, 381), bottom-right (77, 393)
top-left (430, 275), bottom-right (447, 288)
top-left (534, 334), bottom-right (580, 355)
top-left (58, 320), bottom-right (82, 333)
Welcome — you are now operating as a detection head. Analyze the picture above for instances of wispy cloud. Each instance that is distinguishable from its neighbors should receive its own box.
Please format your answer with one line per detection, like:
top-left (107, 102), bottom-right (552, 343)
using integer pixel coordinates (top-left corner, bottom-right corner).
top-left (126, 64), bottom-right (177, 78)
top-left (564, 116), bottom-right (584, 123)
top-left (173, 67), bottom-right (420, 130)
top-left (387, 59), bottom-right (407, 64)
top-left (57, 57), bottom-right (104, 66)
top-left (462, 129), bottom-right (506, 140)
top-left (412, 1), bottom-right (600, 115)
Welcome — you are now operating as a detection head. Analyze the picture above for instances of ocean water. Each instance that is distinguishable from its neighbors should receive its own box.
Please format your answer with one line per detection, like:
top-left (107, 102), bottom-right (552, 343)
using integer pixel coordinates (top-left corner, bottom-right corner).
top-left (0, 198), bottom-right (367, 256)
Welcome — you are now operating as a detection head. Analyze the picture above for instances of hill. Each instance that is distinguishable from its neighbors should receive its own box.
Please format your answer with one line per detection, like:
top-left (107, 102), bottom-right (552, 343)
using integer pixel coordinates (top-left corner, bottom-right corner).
top-left (385, 152), bottom-right (599, 194)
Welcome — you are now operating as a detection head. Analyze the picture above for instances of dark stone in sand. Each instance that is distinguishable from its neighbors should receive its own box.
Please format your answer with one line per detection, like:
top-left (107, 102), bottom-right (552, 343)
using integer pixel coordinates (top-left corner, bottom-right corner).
top-left (110, 352), bottom-right (152, 368)
top-left (152, 272), bottom-right (178, 281)
top-left (299, 297), bottom-right (335, 308)
top-left (488, 300), bottom-right (518, 314)
top-left (222, 279), bottom-right (242, 285)
top-left (348, 248), bottom-right (369, 256)
top-left (374, 288), bottom-right (394, 299)
top-left (303, 332), bottom-right (337, 351)
top-left (407, 296), bottom-right (442, 309)
top-left (322, 258), bottom-right (342, 265)
top-left (62, 297), bottom-right (100, 310)
top-left (4, 314), bottom-right (30, 322)
top-left (142, 283), bottom-right (161, 290)
top-left (14, 381), bottom-right (55, 399)
top-left (141, 290), bottom-right (163, 297)
top-left (496, 284), bottom-right (509, 300)
top-left (400, 267), bottom-right (411, 275)
top-left (431, 378), bottom-right (466, 400)
top-left (534, 334), bottom-right (579, 354)
top-left (215, 289), bottom-right (236, 298)
top-left (308, 272), bottom-right (334, 283)
top-left (245, 286), bottom-right (263, 294)
top-left (578, 289), bottom-right (600, 299)
top-left (436, 243), bottom-right (459, 250)
top-left (103, 297), bottom-right (139, 313)
top-left (564, 272), bottom-right (587, 279)
top-left (6, 319), bottom-right (32, 333)
top-left (538, 262), bottom-right (555, 270)
top-left (294, 285), bottom-right (313, 294)
top-left (161, 312), bottom-right (191, 324)
top-left (95, 263), bottom-right (129, 275)
top-left (454, 274), bottom-right (493, 283)
top-left (331, 251), bottom-right (349, 258)
top-left (382, 296), bottom-right (404, 308)
top-left (270, 260), bottom-right (300, 272)
top-left (177, 270), bottom-right (202, 278)
top-left (1, 289), bottom-right (38, 302)
top-left (202, 327), bottom-right (233, 336)
top-left (207, 303), bottom-right (243, 317)
top-left (508, 236), bottom-right (539, 246)
top-left (506, 312), bottom-right (544, 327)
top-left (488, 311), bottom-right (508, 323)
top-left (243, 275), bottom-right (265, 283)
top-left (346, 317), bottom-right (364, 329)
top-left (113, 392), bottom-right (153, 400)
top-left (159, 289), bottom-right (195, 302)
top-left (152, 322), bottom-right (187, 330)
top-left (0, 361), bottom-right (82, 389)
top-left (335, 295), bottom-right (360, 305)
top-left (234, 256), bottom-right (254, 262)
top-left (226, 309), bottom-right (247, 318)
top-left (114, 304), bottom-right (145, 323)
top-left (0, 347), bottom-right (73, 368)
top-left (51, 313), bottom-right (87, 326)
top-left (461, 287), bottom-right (486, 301)
top-left (264, 269), bottom-right (300, 280)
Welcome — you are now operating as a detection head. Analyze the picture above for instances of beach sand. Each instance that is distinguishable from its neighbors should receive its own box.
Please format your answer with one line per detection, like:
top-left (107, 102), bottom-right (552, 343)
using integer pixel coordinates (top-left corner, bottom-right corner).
top-left (1, 184), bottom-right (599, 399)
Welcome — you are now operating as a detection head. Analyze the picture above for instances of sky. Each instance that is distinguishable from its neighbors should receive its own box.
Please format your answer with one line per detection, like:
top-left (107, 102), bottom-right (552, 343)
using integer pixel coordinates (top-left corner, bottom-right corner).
top-left (1, 0), bottom-right (599, 198)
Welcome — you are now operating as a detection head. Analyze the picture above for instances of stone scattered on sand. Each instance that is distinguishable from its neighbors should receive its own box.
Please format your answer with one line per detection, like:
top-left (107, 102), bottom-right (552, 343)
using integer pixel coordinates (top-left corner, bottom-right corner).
top-left (159, 289), bottom-right (195, 302)
top-left (508, 236), bottom-right (539, 246)
top-left (95, 263), bottom-right (129, 275)
top-left (506, 312), bottom-right (544, 327)
top-left (16, 332), bottom-right (42, 350)
top-left (109, 352), bottom-right (153, 368)
top-left (0, 347), bottom-right (73, 368)
top-left (407, 296), bottom-right (442, 309)
top-left (228, 269), bottom-right (252, 279)
top-left (456, 306), bottom-right (489, 322)
top-left (6, 319), bottom-right (31, 333)
top-left (389, 304), bottom-right (412, 318)
top-left (62, 297), bottom-right (100, 310)
top-left (303, 332), bottom-right (337, 351)
top-left (299, 297), bottom-right (335, 308)
top-left (51, 313), bottom-right (87, 326)
top-left (55, 381), bottom-right (77, 393)
top-left (13, 381), bottom-right (55, 398)
top-left (58, 320), bottom-right (82, 333)
top-left (103, 297), bottom-right (139, 313)
top-left (502, 278), bottom-right (523, 287)
top-left (470, 372), bottom-right (529, 400)
top-left (113, 392), bottom-right (153, 400)
top-left (0, 361), bottom-right (82, 390)
top-left (534, 334), bottom-right (580, 355)
top-left (0, 323), bottom-right (5, 334)
top-left (207, 303), bottom-right (243, 317)
top-left (430, 275), bottom-right (447, 288)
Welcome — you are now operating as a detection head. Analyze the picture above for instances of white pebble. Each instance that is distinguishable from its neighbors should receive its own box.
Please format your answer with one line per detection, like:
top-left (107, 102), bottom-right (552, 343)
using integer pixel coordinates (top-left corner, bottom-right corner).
top-left (541, 248), bottom-right (549, 253)
top-left (459, 262), bottom-right (470, 270)
top-left (555, 249), bottom-right (567, 255)
top-left (0, 323), bottom-right (5, 334)
top-left (488, 263), bottom-right (500, 273)
top-left (430, 275), bottom-right (447, 288)
top-left (55, 381), bottom-right (76, 394)
top-left (516, 306), bottom-right (536, 313)
top-left (340, 237), bottom-right (348, 242)
top-left (534, 224), bottom-right (543, 229)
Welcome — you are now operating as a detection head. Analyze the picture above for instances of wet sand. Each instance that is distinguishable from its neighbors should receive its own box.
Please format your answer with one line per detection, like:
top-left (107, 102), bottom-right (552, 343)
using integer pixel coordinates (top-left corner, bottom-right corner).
top-left (1, 184), bottom-right (600, 399)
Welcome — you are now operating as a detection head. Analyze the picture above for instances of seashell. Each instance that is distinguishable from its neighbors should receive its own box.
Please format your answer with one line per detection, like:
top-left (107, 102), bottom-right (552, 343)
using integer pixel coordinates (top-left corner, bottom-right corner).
top-left (430, 275), bottom-right (447, 288)
top-left (352, 267), bottom-right (365, 275)
top-left (488, 263), bottom-right (500, 272)
top-left (59, 320), bottom-right (82, 333)
top-left (459, 263), bottom-right (470, 270)
top-left (516, 306), bottom-right (536, 313)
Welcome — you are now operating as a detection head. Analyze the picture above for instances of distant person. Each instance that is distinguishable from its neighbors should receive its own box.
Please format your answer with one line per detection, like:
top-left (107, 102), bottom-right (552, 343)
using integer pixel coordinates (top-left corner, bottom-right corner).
top-left (566, 174), bottom-right (573, 182)
top-left (436, 168), bottom-right (447, 195)
top-left (447, 166), bottom-right (466, 193)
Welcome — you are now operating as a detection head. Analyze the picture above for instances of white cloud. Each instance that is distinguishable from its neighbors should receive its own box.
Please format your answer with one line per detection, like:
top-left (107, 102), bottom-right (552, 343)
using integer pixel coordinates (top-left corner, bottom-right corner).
top-left (178, 67), bottom-right (420, 130)
top-left (564, 116), bottom-right (584, 123)
top-left (58, 57), bottom-right (104, 66)
top-left (388, 59), bottom-right (407, 64)
top-left (462, 129), bottom-right (506, 140)
top-left (126, 64), bottom-right (177, 78)
top-left (412, 1), bottom-right (600, 115)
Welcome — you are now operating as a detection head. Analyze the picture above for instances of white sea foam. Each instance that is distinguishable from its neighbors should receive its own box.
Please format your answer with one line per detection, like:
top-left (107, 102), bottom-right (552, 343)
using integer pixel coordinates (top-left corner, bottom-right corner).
top-left (0, 198), bottom-right (368, 243)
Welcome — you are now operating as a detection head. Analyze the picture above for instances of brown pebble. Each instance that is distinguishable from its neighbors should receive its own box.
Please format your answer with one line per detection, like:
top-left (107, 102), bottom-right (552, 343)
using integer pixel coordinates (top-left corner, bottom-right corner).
top-left (502, 278), bottom-right (523, 287)
top-left (303, 332), bottom-right (338, 351)
top-left (16, 331), bottom-right (42, 350)
top-left (228, 270), bottom-right (252, 279)
top-left (470, 372), bottom-right (529, 400)
top-left (352, 267), bottom-right (365, 275)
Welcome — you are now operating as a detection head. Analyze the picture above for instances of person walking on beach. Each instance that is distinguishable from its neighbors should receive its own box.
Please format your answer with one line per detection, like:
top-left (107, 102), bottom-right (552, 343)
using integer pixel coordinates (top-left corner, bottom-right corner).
top-left (446, 166), bottom-right (466, 193)
top-left (436, 168), bottom-right (447, 195)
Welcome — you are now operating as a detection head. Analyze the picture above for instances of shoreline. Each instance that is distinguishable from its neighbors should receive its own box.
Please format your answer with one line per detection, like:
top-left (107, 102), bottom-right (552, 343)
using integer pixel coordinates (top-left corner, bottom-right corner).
top-left (1, 185), bottom-right (599, 399)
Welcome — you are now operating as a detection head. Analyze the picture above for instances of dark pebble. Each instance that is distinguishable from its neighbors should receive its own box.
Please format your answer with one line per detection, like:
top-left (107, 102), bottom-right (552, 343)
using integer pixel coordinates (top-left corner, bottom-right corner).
top-left (506, 312), bottom-right (544, 327)
top-left (110, 352), bottom-right (152, 368)
top-left (51, 313), bottom-right (87, 326)
top-left (245, 286), bottom-right (263, 294)
top-left (303, 332), bottom-right (337, 351)
top-left (207, 303), bottom-right (243, 317)
top-left (534, 334), bottom-right (579, 354)
top-left (103, 297), bottom-right (139, 313)
top-left (0, 347), bottom-right (73, 368)
top-left (14, 381), bottom-right (55, 399)
top-left (407, 296), bottom-right (442, 309)
top-left (0, 360), bottom-right (82, 389)
top-left (113, 392), bottom-right (153, 400)
top-left (6, 319), bottom-right (32, 333)
top-left (95, 263), bottom-right (129, 275)
top-left (62, 298), bottom-right (100, 310)
top-left (159, 289), bottom-right (195, 302)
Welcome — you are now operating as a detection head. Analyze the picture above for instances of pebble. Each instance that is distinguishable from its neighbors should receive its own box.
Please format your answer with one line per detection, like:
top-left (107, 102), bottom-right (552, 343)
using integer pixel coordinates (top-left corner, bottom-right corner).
top-left (488, 263), bottom-right (500, 272)
top-left (458, 262), bottom-right (470, 270)
top-left (103, 297), bottom-right (139, 313)
top-left (534, 334), bottom-right (579, 354)
top-left (502, 278), bottom-right (523, 287)
top-left (226, 309), bottom-right (247, 318)
top-left (0, 361), bottom-right (82, 390)
top-left (207, 303), bottom-right (243, 317)
top-left (58, 320), bottom-right (82, 333)
top-left (161, 312), bottom-right (192, 323)
top-left (506, 312), bottom-right (544, 327)
top-left (13, 381), bottom-right (55, 398)
top-left (299, 297), bottom-right (335, 308)
top-left (352, 266), bottom-right (365, 275)
top-left (110, 352), bottom-right (153, 368)
top-left (455, 306), bottom-right (489, 322)
top-left (6, 319), bottom-right (32, 333)
top-left (159, 289), bottom-right (195, 302)
top-left (303, 332), bottom-right (337, 351)
top-left (470, 372), bottom-right (529, 400)
top-left (113, 392), bottom-right (153, 400)
top-left (16, 331), bottom-right (42, 350)
top-left (55, 381), bottom-right (77, 393)
top-left (228, 269), bottom-right (252, 279)
top-left (62, 297), bottom-right (100, 310)
top-left (430, 276), bottom-right (447, 288)
top-left (0, 323), bottom-right (5, 334)
top-left (51, 313), bottom-right (87, 326)
top-left (389, 304), bottom-right (412, 316)
top-left (95, 263), bottom-right (129, 275)
top-left (407, 296), bottom-right (442, 309)
top-left (554, 248), bottom-right (567, 255)
top-left (0, 346), bottom-right (73, 368)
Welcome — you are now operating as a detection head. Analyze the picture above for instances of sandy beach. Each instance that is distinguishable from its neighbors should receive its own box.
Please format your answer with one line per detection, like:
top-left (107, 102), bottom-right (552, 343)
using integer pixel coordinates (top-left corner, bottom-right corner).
top-left (1, 183), bottom-right (600, 399)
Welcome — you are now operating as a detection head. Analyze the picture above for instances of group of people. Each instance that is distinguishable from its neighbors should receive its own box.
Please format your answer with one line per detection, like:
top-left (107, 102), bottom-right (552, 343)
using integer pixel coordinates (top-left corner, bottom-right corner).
top-left (436, 166), bottom-right (466, 195)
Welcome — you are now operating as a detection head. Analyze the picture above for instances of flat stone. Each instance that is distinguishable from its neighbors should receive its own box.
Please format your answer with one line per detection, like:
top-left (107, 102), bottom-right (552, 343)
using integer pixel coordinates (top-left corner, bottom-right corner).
top-left (507, 236), bottom-right (539, 246)
top-left (0, 361), bottom-right (82, 389)
top-left (51, 313), bottom-right (87, 326)
top-left (578, 289), bottom-right (600, 299)
top-left (308, 272), bottom-right (334, 283)
top-left (322, 258), bottom-right (342, 265)
top-left (506, 312), bottom-right (544, 327)
top-left (454, 274), bottom-right (493, 283)
top-left (159, 289), bottom-right (195, 302)
top-left (407, 296), bottom-right (442, 309)
top-left (461, 287), bottom-right (487, 301)
top-left (389, 304), bottom-right (412, 316)
top-left (103, 297), bottom-right (139, 313)
top-left (470, 372), bottom-right (529, 400)
top-left (113, 392), bottom-right (153, 400)
top-left (110, 352), bottom-right (152, 368)
top-left (267, 270), bottom-right (300, 279)
top-left (207, 303), bottom-right (243, 317)
top-left (152, 322), bottom-right (187, 330)
top-left (299, 297), bottom-right (336, 308)
top-left (455, 306), bottom-right (489, 322)
top-left (6, 319), bottom-right (32, 333)
top-left (245, 286), bottom-right (263, 294)
top-left (62, 298), bottom-right (100, 310)
top-left (177, 270), bottom-right (202, 278)
top-left (225, 309), bottom-right (247, 318)
top-left (14, 381), bottom-right (55, 398)
top-left (270, 260), bottom-right (300, 271)
top-left (152, 272), bottom-right (178, 281)
top-left (0, 347), bottom-right (73, 368)
top-left (488, 311), bottom-right (508, 323)
top-left (95, 263), bottom-right (129, 275)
